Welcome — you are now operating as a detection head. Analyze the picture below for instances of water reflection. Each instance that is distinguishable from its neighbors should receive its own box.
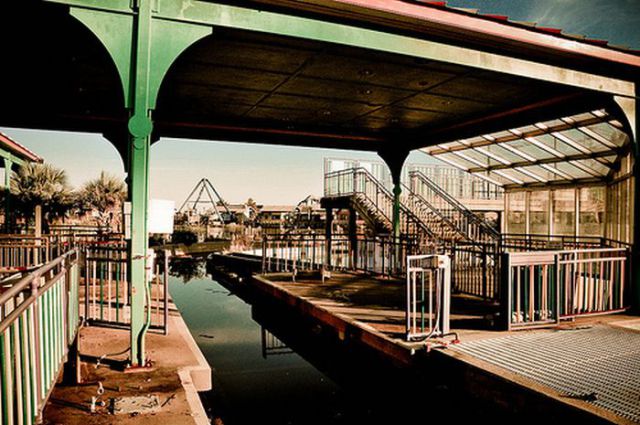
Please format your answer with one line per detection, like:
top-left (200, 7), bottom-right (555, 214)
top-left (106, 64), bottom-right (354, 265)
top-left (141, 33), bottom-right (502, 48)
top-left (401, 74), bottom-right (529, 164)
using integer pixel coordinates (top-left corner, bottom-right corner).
top-left (169, 257), bottom-right (505, 425)
top-left (169, 256), bottom-right (206, 283)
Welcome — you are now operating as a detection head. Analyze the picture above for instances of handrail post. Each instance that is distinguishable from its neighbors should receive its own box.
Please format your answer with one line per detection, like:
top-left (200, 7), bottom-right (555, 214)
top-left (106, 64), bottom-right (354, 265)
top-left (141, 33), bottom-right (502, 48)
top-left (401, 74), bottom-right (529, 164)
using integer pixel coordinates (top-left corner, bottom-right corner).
top-left (30, 275), bottom-right (42, 415)
top-left (554, 252), bottom-right (561, 325)
top-left (500, 252), bottom-right (512, 330)
top-left (261, 235), bottom-right (267, 273)
top-left (163, 249), bottom-right (169, 335)
top-left (482, 243), bottom-right (488, 299)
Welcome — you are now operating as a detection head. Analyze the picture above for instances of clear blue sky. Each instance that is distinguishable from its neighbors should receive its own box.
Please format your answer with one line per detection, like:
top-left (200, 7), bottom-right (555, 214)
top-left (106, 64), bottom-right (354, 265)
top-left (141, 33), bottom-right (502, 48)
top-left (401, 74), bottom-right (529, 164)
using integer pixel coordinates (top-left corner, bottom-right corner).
top-left (1, 0), bottom-right (638, 205)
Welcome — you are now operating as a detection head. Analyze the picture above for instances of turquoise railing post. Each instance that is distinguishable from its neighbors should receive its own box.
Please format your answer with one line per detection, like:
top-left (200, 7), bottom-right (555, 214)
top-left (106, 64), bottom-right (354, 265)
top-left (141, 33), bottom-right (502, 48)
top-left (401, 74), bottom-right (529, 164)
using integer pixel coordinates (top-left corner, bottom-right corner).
top-left (0, 249), bottom-right (81, 424)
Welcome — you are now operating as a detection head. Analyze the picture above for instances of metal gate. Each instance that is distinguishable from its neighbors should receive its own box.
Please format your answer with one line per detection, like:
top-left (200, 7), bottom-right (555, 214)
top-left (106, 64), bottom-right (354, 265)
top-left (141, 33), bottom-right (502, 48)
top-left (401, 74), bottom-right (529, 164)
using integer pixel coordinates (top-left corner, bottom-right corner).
top-left (81, 246), bottom-right (169, 333)
top-left (405, 254), bottom-right (451, 341)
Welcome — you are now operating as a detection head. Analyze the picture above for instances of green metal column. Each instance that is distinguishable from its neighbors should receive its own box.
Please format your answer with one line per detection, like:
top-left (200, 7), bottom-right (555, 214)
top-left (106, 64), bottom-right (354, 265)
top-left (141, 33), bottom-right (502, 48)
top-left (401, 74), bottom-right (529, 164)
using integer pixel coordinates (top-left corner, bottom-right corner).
top-left (379, 148), bottom-right (408, 273)
top-left (392, 182), bottom-right (402, 273)
top-left (392, 183), bottom-right (402, 242)
top-left (4, 158), bottom-right (11, 233)
top-left (127, 0), bottom-right (154, 367)
top-left (66, 1), bottom-right (211, 366)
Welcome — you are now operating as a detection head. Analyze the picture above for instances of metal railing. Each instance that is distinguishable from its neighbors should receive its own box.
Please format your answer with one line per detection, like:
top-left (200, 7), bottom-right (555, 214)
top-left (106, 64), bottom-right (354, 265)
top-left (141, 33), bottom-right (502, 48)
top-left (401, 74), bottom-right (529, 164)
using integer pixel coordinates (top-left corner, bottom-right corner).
top-left (0, 233), bottom-right (125, 273)
top-left (260, 233), bottom-right (426, 277)
top-left (501, 233), bottom-right (631, 251)
top-left (450, 235), bottom-right (630, 302)
top-left (406, 255), bottom-right (451, 341)
top-left (0, 250), bottom-right (80, 425)
top-left (82, 245), bottom-right (169, 333)
top-left (409, 170), bottom-right (500, 244)
top-left (452, 241), bottom-right (501, 301)
top-left (0, 236), bottom-right (67, 273)
top-left (400, 182), bottom-right (461, 244)
top-left (503, 247), bottom-right (630, 330)
top-left (324, 168), bottom-right (436, 243)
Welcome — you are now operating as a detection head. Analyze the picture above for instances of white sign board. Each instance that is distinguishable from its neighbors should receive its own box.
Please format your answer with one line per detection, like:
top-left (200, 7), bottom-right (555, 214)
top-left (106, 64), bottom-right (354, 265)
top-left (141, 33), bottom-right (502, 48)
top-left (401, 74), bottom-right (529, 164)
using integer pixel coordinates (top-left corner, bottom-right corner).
top-left (148, 199), bottom-right (175, 234)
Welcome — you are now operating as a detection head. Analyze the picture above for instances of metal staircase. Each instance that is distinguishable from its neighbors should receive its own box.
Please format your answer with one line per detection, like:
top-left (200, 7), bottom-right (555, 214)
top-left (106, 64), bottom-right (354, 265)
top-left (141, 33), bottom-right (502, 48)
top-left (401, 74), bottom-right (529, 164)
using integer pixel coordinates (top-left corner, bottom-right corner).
top-left (324, 168), bottom-right (463, 245)
top-left (324, 167), bottom-right (500, 246)
top-left (401, 183), bottom-right (466, 243)
top-left (409, 170), bottom-right (500, 244)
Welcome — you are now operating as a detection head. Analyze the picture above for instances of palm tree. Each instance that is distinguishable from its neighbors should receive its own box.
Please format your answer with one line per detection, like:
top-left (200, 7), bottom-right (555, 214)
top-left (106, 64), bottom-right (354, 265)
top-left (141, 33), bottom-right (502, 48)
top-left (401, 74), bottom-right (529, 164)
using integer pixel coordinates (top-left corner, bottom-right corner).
top-left (10, 163), bottom-right (74, 232)
top-left (78, 171), bottom-right (127, 230)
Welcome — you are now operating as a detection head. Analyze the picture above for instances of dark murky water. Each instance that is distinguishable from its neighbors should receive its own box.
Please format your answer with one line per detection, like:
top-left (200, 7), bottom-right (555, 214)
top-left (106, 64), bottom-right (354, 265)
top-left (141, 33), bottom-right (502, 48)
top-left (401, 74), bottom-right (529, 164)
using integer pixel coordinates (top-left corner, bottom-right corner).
top-left (169, 259), bottom-right (503, 425)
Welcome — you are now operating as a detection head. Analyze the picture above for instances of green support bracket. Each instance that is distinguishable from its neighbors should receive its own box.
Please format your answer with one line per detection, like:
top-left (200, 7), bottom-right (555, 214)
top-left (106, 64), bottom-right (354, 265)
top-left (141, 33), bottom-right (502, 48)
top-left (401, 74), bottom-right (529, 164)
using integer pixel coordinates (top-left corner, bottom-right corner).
top-left (66, 0), bottom-right (211, 366)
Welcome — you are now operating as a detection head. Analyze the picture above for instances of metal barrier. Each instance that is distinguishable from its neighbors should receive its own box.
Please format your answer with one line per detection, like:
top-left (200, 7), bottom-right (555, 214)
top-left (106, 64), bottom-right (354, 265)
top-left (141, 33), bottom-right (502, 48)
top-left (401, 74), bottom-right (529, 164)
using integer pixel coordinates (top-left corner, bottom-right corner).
top-left (0, 236), bottom-right (66, 272)
top-left (0, 233), bottom-right (125, 273)
top-left (406, 254), bottom-right (451, 341)
top-left (452, 242), bottom-right (500, 300)
top-left (500, 233), bottom-right (631, 251)
top-left (0, 250), bottom-right (80, 425)
top-left (450, 235), bottom-right (630, 302)
top-left (260, 233), bottom-right (424, 277)
top-left (503, 247), bottom-right (630, 330)
top-left (82, 246), bottom-right (168, 333)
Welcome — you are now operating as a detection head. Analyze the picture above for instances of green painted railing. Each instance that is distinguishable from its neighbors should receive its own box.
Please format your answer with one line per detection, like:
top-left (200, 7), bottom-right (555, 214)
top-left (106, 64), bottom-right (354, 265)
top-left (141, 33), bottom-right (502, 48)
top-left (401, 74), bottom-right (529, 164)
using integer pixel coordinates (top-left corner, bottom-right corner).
top-left (0, 250), bottom-right (80, 425)
top-left (82, 245), bottom-right (169, 334)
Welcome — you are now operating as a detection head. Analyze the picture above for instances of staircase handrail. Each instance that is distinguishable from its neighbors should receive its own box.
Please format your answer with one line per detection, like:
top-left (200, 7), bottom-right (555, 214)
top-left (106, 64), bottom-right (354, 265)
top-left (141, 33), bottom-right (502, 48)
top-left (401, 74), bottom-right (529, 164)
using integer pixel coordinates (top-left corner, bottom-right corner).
top-left (409, 170), bottom-right (500, 239)
top-left (401, 182), bottom-right (468, 241)
top-left (324, 168), bottom-right (437, 240)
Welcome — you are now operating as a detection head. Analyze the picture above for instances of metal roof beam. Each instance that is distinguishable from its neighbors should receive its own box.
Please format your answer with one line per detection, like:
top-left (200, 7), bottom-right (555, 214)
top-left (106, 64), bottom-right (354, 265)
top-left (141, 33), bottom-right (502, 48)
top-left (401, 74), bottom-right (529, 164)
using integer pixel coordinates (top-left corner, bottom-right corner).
top-left (466, 147), bottom-right (618, 173)
top-left (568, 160), bottom-right (603, 177)
top-left (423, 113), bottom-right (610, 155)
top-left (503, 177), bottom-right (604, 191)
top-left (493, 170), bottom-right (524, 185)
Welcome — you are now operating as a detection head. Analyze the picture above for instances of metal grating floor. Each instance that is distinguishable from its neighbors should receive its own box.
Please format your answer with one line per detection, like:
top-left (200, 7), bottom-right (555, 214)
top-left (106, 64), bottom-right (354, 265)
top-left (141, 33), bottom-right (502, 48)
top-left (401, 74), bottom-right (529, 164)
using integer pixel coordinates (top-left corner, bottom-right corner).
top-left (451, 326), bottom-right (640, 423)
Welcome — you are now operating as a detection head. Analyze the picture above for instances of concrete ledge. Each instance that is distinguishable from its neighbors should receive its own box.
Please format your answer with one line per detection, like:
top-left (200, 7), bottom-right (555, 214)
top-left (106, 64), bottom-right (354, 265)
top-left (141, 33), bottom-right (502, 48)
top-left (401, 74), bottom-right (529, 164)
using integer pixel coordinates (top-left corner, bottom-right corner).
top-left (178, 369), bottom-right (210, 425)
top-left (171, 311), bottom-right (212, 392)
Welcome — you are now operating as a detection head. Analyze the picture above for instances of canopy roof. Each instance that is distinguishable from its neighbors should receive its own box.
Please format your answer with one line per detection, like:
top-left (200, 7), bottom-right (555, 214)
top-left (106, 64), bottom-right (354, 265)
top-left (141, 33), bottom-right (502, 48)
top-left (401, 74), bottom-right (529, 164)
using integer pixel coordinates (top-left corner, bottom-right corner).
top-left (421, 109), bottom-right (630, 189)
top-left (0, 132), bottom-right (43, 164)
top-left (0, 1), bottom-right (637, 157)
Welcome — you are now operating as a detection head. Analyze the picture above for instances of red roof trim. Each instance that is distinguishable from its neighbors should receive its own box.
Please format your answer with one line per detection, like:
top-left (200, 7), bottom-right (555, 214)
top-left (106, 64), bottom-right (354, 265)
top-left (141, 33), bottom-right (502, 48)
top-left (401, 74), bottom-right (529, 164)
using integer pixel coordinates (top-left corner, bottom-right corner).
top-left (537, 27), bottom-right (563, 35)
top-left (481, 14), bottom-right (509, 22)
top-left (0, 132), bottom-right (43, 163)
top-left (327, 0), bottom-right (640, 67)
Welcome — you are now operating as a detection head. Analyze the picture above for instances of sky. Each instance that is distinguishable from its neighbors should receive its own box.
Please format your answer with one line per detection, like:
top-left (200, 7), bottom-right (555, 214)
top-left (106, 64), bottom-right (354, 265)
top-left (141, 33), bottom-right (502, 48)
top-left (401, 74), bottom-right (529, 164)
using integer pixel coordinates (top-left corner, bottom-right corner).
top-left (1, 0), bottom-right (639, 206)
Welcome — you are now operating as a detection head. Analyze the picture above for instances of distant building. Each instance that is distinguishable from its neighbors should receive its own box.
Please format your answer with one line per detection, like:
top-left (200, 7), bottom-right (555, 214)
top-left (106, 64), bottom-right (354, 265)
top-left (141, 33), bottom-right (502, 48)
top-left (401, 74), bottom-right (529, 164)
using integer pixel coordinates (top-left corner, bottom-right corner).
top-left (255, 205), bottom-right (294, 234)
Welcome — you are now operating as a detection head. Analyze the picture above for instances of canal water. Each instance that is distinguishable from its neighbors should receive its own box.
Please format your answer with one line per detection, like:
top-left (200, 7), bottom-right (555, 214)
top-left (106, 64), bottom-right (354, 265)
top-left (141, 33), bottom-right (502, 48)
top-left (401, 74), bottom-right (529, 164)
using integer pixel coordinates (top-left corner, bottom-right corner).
top-left (169, 259), bottom-right (501, 425)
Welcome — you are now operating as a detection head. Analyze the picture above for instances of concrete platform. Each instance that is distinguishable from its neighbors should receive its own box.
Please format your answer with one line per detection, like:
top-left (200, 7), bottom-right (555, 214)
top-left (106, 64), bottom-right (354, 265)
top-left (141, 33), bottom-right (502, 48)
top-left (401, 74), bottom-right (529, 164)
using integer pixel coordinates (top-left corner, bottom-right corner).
top-left (43, 309), bottom-right (211, 425)
top-left (244, 270), bottom-right (639, 424)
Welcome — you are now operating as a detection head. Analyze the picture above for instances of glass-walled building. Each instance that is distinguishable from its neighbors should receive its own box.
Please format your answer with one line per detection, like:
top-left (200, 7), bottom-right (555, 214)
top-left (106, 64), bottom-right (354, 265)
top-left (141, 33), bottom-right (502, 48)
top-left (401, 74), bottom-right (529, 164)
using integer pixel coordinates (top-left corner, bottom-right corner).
top-left (421, 109), bottom-right (634, 244)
